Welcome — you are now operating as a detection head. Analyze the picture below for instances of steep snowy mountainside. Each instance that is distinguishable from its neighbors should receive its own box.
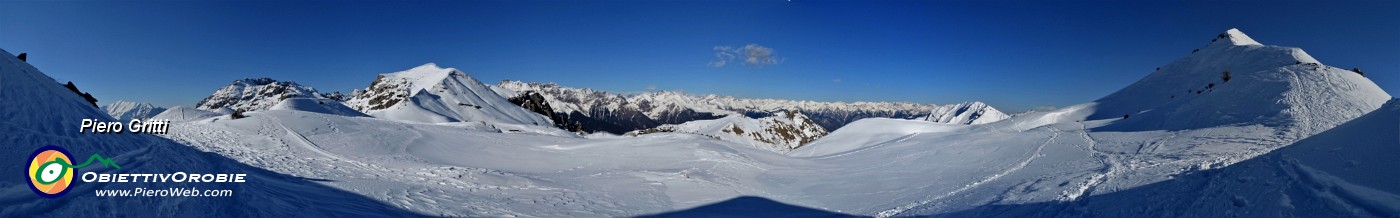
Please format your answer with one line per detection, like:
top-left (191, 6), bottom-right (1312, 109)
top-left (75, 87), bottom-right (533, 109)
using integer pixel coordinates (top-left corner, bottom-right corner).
top-left (151, 105), bottom-right (225, 122)
top-left (0, 48), bottom-right (421, 217)
top-left (934, 99), bottom-right (1400, 217)
top-left (195, 77), bottom-right (342, 112)
top-left (920, 101), bottom-right (1009, 125)
top-left (496, 81), bottom-right (1008, 133)
top-left (102, 100), bottom-right (166, 120)
top-left (345, 63), bottom-right (551, 126)
top-left (631, 111), bottom-right (828, 153)
top-left (270, 98), bottom-right (368, 117)
top-left (1093, 28), bottom-right (1389, 135)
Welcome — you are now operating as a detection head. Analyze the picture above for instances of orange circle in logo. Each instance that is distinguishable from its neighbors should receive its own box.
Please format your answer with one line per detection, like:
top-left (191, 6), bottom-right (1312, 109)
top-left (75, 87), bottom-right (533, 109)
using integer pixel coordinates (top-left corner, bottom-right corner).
top-left (28, 146), bottom-right (74, 198)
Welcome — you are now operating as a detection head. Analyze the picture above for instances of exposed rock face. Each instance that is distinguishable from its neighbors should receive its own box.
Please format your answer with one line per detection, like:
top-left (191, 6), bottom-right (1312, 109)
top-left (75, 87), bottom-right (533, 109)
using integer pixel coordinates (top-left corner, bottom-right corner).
top-left (494, 82), bottom-right (725, 134)
top-left (507, 90), bottom-right (577, 130)
top-left (62, 81), bottom-right (99, 108)
top-left (195, 78), bottom-right (338, 112)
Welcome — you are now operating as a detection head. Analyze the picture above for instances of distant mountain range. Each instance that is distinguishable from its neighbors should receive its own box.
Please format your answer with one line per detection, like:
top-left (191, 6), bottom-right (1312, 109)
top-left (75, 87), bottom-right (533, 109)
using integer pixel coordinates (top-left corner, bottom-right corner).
top-left (182, 66), bottom-right (1007, 138)
top-left (494, 81), bottom-right (1009, 134)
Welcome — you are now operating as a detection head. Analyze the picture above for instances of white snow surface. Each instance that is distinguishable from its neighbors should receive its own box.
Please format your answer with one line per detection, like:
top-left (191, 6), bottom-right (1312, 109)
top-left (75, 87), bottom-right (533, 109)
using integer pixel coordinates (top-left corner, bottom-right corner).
top-left (269, 98), bottom-right (368, 117)
top-left (789, 118), bottom-right (968, 157)
top-left (346, 63), bottom-right (552, 126)
top-left (150, 105), bottom-right (225, 122)
top-left (102, 100), bottom-right (166, 120)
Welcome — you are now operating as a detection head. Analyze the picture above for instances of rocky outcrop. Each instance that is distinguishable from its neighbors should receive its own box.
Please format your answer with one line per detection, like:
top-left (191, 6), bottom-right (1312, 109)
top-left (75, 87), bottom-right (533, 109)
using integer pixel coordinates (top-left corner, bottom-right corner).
top-left (195, 78), bottom-right (340, 112)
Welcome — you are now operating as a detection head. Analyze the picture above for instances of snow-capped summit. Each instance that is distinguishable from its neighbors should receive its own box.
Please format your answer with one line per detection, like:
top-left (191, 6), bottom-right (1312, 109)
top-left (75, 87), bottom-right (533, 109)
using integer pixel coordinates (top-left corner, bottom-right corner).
top-left (346, 63), bottom-right (551, 126)
top-left (1092, 28), bottom-right (1388, 135)
top-left (195, 78), bottom-right (340, 112)
top-left (103, 100), bottom-right (166, 120)
top-left (920, 101), bottom-right (1009, 125)
top-left (631, 110), bottom-right (828, 153)
top-left (1214, 28), bottom-right (1261, 46)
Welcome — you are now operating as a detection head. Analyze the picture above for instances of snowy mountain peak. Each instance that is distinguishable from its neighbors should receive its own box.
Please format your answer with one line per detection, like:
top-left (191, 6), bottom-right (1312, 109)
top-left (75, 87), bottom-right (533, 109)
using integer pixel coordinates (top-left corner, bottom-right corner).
top-left (1093, 28), bottom-right (1389, 135)
top-left (1213, 28), bottom-right (1262, 46)
top-left (346, 64), bottom-right (551, 125)
top-left (103, 100), bottom-right (166, 120)
top-left (920, 101), bottom-right (1009, 125)
top-left (195, 77), bottom-right (336, 112)
top-left (384, 63), bottom-right (464, 96)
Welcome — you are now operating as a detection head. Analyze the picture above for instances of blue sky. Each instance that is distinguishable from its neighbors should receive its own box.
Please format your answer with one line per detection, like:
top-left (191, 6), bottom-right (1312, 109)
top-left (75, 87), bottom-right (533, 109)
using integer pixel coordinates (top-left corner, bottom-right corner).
top-left (1, 0), bottom-right (1396, 112)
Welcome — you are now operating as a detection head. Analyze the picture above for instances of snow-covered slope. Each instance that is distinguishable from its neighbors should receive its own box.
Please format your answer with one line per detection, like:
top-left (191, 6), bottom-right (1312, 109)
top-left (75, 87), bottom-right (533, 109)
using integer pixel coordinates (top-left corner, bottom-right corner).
top-left (496, 81), bottom-right (1008, 133)
top-left (102, 100), bottom-right (166, 120)
top-left (935, 99), bottom-right (1400, 217)
top-left (0, 48), bottom-right (420, 217)
top-left (780, 29), bottom-right (1393, 216)
top-left (631, 111), bottom-right (828, 153)
top-left (790, 118), bottom-right (968, 157)
top-left (195, 78), bottom-right (341, 112)
top-left (270, 98), bottom-right (367, 117)
top-left (163, 108), bottom-right (789, 217)
top-left (920, 101), bottom-right (1009, 125)
top-left (1093, 28), bottom-right (1389, 135)
top-left (151, 105), bottom-right (225, 122)
top-left (346, 63), bottom-right (551, 126)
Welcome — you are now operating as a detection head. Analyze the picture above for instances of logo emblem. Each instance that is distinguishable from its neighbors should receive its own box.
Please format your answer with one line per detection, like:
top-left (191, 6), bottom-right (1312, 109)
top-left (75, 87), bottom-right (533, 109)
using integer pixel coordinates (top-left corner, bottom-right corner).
top-left (28, 145), bottom-right (74, 198)
top-left (26, 145), bottom-right (120, 198)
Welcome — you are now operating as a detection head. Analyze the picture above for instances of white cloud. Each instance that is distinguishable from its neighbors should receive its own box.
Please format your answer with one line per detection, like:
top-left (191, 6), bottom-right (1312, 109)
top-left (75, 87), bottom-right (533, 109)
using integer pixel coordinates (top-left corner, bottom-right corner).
top-left (646, 85), bottom-right (657, 91)
top-left (831, 79), bottom-right (842, 84)
top-left (710, 44), bottom-right (781, 67)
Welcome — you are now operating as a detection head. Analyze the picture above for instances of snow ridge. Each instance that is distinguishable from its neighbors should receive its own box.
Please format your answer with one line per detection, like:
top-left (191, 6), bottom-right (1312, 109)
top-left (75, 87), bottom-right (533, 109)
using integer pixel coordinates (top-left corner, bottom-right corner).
top-left (921, 101), bottom-right (1009, 125)
top-left (345, 63), bottom-right (552, 126)
top-left (151, 105), bottom-right (224, 122)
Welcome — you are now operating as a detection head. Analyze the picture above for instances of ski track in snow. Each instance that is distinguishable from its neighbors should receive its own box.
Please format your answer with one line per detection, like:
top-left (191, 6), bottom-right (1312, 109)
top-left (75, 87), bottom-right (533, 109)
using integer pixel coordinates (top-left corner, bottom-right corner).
top-left (875, 128), bottom-right (1059, 217)
top-left (806, 133), bottom-right (920, 160)
top-left (270, 116), bottom-right (351, 162)
top-left (1060, 122), bottom-right (1117, 201)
